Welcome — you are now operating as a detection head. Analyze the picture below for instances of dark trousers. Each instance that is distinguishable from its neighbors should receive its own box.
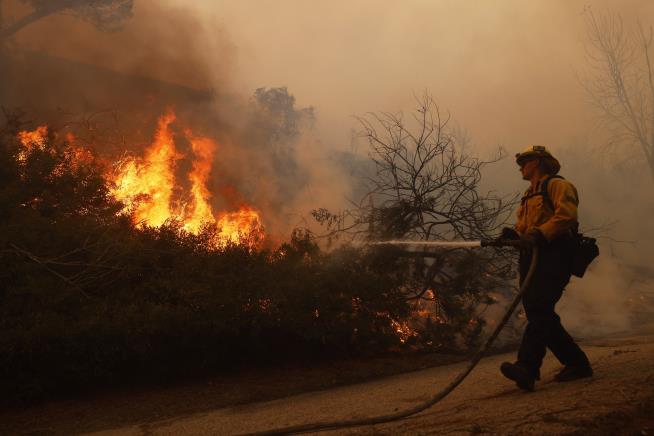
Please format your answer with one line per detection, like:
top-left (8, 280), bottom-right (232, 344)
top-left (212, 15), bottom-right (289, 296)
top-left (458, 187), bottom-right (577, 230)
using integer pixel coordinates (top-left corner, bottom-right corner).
top-left (517, 241), bottom-right (589, 376)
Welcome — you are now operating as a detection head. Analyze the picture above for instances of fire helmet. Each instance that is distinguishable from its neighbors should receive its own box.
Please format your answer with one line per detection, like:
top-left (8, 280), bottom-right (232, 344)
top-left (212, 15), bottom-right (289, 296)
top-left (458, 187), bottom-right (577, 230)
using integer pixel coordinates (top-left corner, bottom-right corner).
top-left (515, 145), bottom-right (561, 174)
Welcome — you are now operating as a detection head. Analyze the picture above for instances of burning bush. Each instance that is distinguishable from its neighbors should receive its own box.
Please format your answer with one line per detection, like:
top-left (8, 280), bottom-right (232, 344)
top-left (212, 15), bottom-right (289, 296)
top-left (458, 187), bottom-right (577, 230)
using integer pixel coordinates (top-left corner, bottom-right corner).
top-left (108, 110), bottom-right (266, 248)
top-left (0, 98), bottom-right (516, 405)
top-left (0, 114), bottom-right (419, 404)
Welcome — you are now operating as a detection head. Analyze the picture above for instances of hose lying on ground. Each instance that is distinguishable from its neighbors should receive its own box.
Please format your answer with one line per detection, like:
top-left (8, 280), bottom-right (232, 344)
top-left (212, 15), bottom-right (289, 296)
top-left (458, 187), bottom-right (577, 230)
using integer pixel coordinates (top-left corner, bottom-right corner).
top-left (246, 245), bottom-right (539, 436)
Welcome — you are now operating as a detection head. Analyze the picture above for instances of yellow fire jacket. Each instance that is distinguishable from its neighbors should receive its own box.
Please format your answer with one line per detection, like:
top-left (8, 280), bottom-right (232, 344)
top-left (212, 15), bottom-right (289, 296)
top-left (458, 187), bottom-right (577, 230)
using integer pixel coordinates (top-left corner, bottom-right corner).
top-left (515, 175), bottom-right (579, 242)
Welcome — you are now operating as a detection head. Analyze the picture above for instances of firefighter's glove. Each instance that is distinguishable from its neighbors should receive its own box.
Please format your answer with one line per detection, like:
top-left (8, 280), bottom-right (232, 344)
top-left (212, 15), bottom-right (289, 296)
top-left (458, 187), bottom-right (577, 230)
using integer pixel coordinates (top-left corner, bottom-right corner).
top-left (521, 228), bottom-right (546, 247)
top-left (500, 227), bottom-right (520, 241)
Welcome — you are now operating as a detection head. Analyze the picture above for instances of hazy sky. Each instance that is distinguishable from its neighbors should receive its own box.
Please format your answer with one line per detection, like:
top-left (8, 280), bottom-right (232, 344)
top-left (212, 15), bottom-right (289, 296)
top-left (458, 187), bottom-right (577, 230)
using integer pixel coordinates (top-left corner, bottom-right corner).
top-left (10, 0), bottom-right (654, 153)
top-left (168, 0), bottom-right (654, 151)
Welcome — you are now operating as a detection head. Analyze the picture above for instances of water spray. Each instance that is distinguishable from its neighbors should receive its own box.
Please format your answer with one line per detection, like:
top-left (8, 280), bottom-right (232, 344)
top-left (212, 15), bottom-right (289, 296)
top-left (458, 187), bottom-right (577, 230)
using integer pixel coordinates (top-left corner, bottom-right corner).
top-left (370, 239), bottom-right (523, 248)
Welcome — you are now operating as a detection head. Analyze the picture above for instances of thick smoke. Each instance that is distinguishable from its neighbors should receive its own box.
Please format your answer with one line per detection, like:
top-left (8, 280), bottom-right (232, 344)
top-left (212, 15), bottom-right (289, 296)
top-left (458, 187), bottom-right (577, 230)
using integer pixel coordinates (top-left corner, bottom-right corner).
top-left (560, 257), bottom-right (633, 338)
top-left (0, 0), bottom-right (351, 238)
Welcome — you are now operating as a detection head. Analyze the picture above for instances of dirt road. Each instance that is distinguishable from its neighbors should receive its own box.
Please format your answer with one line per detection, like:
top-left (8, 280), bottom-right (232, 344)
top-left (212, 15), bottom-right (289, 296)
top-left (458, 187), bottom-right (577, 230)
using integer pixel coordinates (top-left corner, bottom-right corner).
top-left (85, 325), bottom-right (654, 435)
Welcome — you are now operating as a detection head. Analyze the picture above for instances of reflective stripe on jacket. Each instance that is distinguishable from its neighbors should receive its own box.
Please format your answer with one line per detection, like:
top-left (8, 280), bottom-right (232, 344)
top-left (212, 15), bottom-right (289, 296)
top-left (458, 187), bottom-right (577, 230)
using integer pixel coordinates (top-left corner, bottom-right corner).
top-left (515, 175), bottom-right (579, 242)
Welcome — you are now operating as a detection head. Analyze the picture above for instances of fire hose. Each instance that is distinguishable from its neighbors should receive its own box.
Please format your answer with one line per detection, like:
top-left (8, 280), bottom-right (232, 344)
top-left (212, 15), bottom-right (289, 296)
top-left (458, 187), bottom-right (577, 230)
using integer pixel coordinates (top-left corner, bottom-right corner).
top-left (247, 240), bottom-right (538, 436)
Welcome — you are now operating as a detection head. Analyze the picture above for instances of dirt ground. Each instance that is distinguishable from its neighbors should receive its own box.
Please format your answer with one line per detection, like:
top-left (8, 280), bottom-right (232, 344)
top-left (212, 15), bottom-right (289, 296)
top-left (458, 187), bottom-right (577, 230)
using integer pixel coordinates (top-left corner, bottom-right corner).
top-left (0, 351), bottom-right (468, 435)
top-left (3, 325), bottom-right (654, 435)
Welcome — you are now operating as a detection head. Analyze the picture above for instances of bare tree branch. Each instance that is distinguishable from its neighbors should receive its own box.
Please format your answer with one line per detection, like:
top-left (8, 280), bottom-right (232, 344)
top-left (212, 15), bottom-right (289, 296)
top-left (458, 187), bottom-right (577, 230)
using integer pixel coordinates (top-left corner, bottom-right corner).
top-left (9, 243), bottom-right (92, 298)
top-left (581, 9), bottom-right (654, 182)
top-left (312, 94), bottom-right (519, 332)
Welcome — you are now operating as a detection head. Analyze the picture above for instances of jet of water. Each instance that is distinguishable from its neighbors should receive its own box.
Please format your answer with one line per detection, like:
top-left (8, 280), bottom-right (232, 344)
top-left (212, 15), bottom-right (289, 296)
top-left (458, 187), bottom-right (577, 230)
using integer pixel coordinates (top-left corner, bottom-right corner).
top-left (370, 240), bottom-right (483, 248)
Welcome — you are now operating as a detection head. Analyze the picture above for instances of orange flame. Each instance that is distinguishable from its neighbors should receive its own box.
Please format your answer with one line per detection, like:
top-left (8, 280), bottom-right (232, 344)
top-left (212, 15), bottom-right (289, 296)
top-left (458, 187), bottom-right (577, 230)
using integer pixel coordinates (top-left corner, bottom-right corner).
top-left (17, 126), bottom-right (48, 161)
top-left (17, 127), bottom-right (93, 173)
top-left (61, 132), bottom-right (94, 172)
top-left (110, 111), bottom-right (264, 248)
top-left (185, 133), bottom-right (216, 233)
top-left (18, 125), bottom-right (48, 148)
top-left (217, 206), bottom-right (265, 246)
top-left (111, 111), bottom-right (177, 227)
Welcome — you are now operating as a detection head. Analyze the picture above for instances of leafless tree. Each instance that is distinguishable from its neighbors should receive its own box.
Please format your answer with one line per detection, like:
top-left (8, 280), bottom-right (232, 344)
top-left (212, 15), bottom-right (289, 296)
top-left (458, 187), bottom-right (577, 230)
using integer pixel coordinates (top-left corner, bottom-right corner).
top-left (313, 95), bottom-right (519, 343)
top-left (581, 9), bottom-right (654, 182)
top-left (0, 0), bottom-right (133, 40)
top-left (315, 94), bottom-right (516, 243)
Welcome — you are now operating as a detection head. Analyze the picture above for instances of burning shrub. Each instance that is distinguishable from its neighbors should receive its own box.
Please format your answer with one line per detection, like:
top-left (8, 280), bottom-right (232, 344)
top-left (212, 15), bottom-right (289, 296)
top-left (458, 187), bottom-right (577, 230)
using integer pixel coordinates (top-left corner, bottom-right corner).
top-left (0, 102), bottom-right (513, 405)
top-left (108, 110), bottom-right (266, 249)
top-left (1, 121), bottom-right (121, 222)
top-left (0, 116), bottom-right (419, 404)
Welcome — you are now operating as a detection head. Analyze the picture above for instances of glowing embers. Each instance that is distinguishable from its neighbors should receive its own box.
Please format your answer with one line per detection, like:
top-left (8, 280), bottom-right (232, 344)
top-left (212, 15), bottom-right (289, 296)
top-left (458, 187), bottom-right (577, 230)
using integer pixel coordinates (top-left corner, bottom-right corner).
top-left (17, 126), bottom-right (48, 162)
top-left (110, 111), bottom-right (264, 248)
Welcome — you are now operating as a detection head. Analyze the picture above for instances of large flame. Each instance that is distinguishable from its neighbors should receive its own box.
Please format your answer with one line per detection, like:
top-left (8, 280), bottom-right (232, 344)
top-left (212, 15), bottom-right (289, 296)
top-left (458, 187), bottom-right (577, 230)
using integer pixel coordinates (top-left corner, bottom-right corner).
top-left (16, 113), bottom-right (265, 248)
top-left (111, 112), bottom-right (177, 228)
top-left (185, 133), bottom-right (216, 233)
top-left (109, 111), bottom-right (264, 247)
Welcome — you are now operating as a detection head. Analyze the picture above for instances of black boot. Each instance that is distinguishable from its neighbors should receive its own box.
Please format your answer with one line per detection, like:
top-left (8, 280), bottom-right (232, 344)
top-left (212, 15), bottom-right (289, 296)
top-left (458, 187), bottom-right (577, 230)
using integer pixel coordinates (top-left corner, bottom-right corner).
top-left (554, 364), bottom-right (593, 382)
top-left (500, 362), bottom-right (535, 392)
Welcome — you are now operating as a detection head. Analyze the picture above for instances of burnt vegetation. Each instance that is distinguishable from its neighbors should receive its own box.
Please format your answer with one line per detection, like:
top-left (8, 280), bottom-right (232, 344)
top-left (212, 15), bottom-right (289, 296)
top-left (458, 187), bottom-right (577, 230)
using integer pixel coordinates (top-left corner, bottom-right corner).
top-left (0, 96), bottom-right (516, 405)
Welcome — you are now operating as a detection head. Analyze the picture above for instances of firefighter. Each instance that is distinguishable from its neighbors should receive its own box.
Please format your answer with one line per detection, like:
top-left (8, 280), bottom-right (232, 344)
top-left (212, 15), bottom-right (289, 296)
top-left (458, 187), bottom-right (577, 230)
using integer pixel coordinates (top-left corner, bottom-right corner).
top-left (500, 145), bottom-right (593, 391)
